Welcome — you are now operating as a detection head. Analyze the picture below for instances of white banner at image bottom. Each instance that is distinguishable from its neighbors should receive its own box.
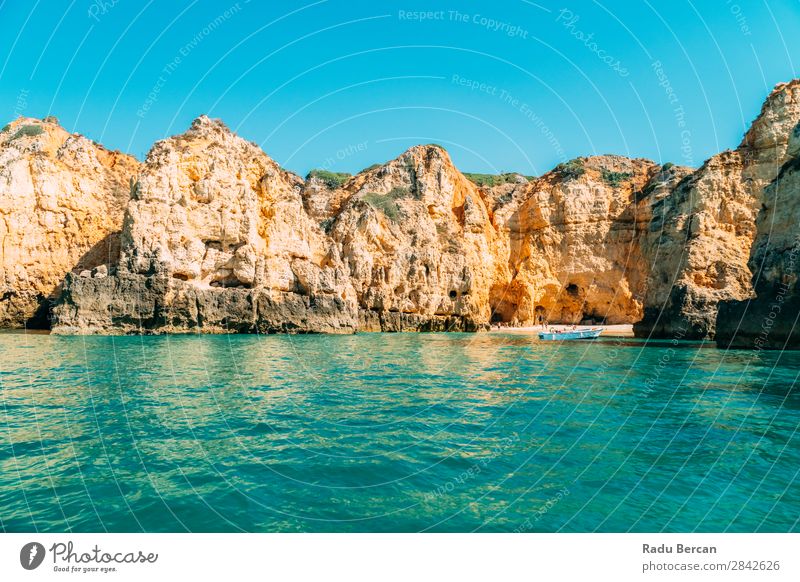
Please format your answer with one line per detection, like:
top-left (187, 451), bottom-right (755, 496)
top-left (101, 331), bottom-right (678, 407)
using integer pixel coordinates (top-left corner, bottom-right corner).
top-left (0, 533), bottom-right (797, 581)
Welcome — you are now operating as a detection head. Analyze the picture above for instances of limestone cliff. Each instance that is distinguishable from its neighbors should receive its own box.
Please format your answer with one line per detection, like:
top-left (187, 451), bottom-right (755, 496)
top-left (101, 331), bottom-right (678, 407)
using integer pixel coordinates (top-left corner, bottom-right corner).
top-left (7, 79), bottom-right (800, 343)
top-left (54, 116), bottom-right (358, 334)
top-left (52, 122), bottom-right (501, 333)
top-left (327, 145), bottom-right (502, 331)
top-left (301, 172), bottom-right (350, 224)
top-left (0, 117), bottom-right (138, 327)
top-left (716, 119), bottom-right (800, 348)
top-left (635, 79), bottom-right (800, 339)
top-left (492, 156), bottom-right (662, 325)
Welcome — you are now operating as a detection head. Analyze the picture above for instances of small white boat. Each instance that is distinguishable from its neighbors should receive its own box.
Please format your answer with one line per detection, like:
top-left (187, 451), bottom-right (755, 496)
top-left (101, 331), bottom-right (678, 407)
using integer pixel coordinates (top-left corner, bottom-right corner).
top-left (538, 327), bottom-right (603, 341)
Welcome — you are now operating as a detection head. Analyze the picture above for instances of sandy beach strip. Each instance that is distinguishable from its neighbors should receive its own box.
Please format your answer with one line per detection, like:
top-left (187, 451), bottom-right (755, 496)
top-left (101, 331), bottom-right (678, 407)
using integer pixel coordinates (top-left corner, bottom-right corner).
top-left (488, 324), bottom-right (635, 337)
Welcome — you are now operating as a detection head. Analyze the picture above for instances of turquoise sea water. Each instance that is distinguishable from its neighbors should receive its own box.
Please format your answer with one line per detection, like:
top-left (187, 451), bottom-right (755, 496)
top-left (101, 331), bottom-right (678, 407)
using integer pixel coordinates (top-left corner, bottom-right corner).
top-left (0, 332), bottom-right (798, 532)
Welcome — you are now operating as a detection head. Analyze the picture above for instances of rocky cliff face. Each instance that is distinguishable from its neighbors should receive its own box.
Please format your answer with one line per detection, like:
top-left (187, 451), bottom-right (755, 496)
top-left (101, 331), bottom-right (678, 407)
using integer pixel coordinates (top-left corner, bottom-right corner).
top-left (6, 79), bottom-right (800, 342)
top-left (327, 145), bottom-right (503, 331)
top-left (716, 109), bottom-right (800, 348)
top-left (52, 121), bottom-right (502, 333)
top-left (0, 117), bottom-right (138, 327)
top-left (493, 156), bottom-right (662, 325)
top-left (54, 116), bottom-right (359, 334)
top-left (635, 79), bottom-right (800, 339)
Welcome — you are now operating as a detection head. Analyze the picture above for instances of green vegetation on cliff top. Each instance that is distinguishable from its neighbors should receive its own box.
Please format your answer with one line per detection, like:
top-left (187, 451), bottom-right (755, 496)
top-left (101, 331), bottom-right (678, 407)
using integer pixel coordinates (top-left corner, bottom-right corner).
top-left (600, 169), bottom-right (633, 187)
top-left (307, 169), bottom-right (351, 189)
top-left (463, 173), bottom-right (532, 187)
top-left (361, 187), bottom-right (411, 222)
top-left (553, 159), bottom-right (585, 181)
top-left (8, 124), bottom-right (44, 141)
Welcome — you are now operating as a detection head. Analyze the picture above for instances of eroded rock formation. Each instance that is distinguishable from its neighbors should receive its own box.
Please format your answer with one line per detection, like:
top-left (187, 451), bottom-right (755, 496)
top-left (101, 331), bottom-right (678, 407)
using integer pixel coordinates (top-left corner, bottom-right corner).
top-left (2, 79), bottom-right (798, 344)
top-left (53, 120), bottom-right (501, 333)
top-left (54, 116), bottom-right (358, 334)
top-left (492, 156), bottom-right (663, 325)
top-left (635, 79), bottom-right (800, 339)
top-left (716, 113), bottom-right (800, 348)
top-left (327, 145), bottom-right (503, 331)
top-left (0, 117), bottom-right (139, 327)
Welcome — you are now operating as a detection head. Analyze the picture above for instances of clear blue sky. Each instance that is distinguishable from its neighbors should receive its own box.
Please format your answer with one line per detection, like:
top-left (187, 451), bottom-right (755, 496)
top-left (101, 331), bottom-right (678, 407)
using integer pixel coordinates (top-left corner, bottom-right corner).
top-left (1, 0), bottom-right (798, 176)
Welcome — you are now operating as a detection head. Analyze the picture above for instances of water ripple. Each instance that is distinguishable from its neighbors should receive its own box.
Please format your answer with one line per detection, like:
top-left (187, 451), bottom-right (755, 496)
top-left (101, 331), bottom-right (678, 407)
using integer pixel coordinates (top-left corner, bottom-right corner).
top-left (0, 333), bottom-right (798, 532)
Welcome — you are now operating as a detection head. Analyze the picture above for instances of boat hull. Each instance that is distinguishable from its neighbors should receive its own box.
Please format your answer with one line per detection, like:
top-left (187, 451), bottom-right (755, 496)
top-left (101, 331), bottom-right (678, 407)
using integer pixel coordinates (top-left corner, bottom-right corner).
top-left (538, 328), bottom-right (603, 341)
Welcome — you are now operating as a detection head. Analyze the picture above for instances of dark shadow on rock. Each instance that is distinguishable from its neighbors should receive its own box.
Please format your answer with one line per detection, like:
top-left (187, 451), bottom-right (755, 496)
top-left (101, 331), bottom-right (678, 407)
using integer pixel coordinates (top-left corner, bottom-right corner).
top-left (22, 232), bottom-right (122, 330)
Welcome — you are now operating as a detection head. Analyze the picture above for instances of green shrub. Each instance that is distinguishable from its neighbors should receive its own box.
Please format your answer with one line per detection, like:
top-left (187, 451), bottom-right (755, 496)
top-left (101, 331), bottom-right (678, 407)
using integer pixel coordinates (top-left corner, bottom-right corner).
top-left (601, 168), bottom-right (633, 186)
top-left (387, 186), bottom-right (411, 199)
top-left (463, 172), bottom-right (524, 187)
top-left (362, 191), bottom-right (402, 221)
top-left (320, 217), bottom-right (335, 233)
top-left (43, 115), bottom-right (59, 125)
top-left (306, 169), bottom-right (351, 189)
top-left (661, 162), bottom-right (674, 171)
top-left (553, 159), bottom-right (585, 181)
top-left (1, 124), bottom-right (10, 133)
top-left (361, 163), bottom-right (382, 173)
top-left (9, 124), bottom-right (44, 141)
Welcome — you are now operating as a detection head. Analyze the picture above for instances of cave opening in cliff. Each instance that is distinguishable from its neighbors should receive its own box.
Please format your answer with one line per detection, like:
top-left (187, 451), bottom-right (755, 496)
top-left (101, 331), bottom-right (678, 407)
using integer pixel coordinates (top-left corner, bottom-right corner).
top-left (565, 283), bottom-right (579, 297)
top-left (489, 283), bottom-right (520, 323)
top-left (210, 278), bottom-right (251, 289)
top-left (581, 312), bottom-right (606, 325)
top-left (489, 299), bottom-right (517, 323)
top-left (25, 295), bottom-right (52, 330)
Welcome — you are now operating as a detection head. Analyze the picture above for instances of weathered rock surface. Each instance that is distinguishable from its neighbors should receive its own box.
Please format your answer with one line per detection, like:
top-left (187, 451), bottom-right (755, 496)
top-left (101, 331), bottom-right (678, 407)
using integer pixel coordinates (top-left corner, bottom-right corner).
top-left (301, 173), bottom-right (351, 225)
top-left (54, 116), bottom-right (359, 334)
top-left (328, 145), bottom-right (502, 331)
top-left (635, 79), bottom-right (800, 339)
top-left (7, 79), bottom-right (800, 343)
top-left (492, 156), bottom-right (663, 325)
top-left (54, 271), bottom-right (357, 334)
top-left (52, 121), bottom-right (498, 333)
top-left (716, 147), bottom-right (800, 348)
top-left (715, 83), bottom-right (800, 348)
top-left (0, 117), bottom-right (139, 327)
